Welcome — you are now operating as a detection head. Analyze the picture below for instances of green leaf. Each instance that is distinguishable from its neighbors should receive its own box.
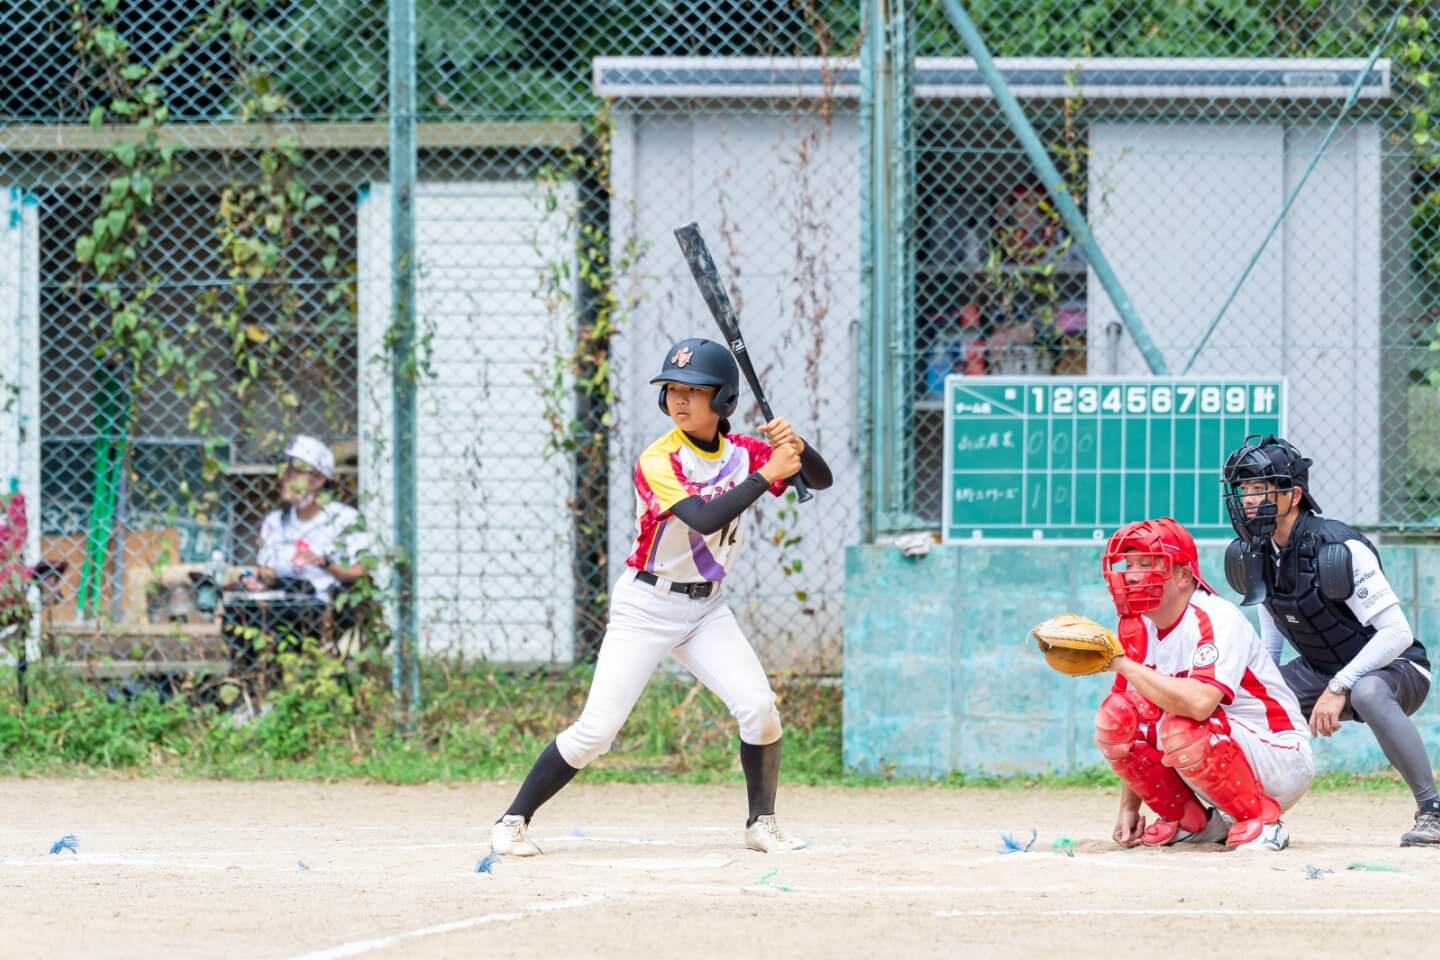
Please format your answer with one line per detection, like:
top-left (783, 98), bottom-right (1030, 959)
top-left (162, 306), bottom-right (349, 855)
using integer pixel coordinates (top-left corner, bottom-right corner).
top-left (93, 26), bottom-right (124, 58)
top-left (88, 106), bottom-right (106, 129)
top-left (75, 236), bottom-right (95, 263)
top-left (120, 64), bottom-right (147, 81)
top-left (111, 99), bottom-right (138, 117)
top-left (131, 173), bottom-right (153, 206)
top-left (106, 209), bottom-right (127, 237)
top-left (229, 16), bottom-right (248, 46)
top-left (111, 141), bottom-right (137, 167)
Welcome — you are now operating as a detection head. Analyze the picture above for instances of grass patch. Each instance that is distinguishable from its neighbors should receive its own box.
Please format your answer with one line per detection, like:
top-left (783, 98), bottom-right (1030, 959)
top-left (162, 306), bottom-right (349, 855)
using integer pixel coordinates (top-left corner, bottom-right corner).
top-left (0, 662), bottom-right (1419, 792)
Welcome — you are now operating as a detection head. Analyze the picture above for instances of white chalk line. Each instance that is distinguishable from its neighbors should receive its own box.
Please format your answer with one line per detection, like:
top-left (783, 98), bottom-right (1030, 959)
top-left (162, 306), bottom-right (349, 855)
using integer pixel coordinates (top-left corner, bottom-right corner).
top-left (287, 895), bottom-right (614, 960)
top-left (938, 907), bottom-right (1440, 919)
top-left (2, 857), bottom-right (235, 871)
top-left (555, 856), bottom-right (737, 871)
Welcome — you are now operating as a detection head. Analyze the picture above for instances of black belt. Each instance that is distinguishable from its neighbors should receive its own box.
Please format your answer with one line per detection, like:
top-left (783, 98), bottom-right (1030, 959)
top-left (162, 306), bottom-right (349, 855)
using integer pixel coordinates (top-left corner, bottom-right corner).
top-left (635, 570), bottom-right (716, 599)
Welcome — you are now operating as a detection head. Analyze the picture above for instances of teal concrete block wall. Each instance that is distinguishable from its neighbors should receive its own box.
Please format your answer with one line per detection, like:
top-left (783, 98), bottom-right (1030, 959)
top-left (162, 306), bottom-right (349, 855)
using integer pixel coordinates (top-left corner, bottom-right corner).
top-left (843, 543), bottom-right (1440, 777)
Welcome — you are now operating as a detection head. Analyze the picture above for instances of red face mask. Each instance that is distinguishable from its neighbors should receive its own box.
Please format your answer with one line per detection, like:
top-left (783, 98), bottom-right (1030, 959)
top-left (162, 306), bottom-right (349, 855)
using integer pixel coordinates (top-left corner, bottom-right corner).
top-left (1102, 517), bottom-right (1214, 616)
top-left (1102, 546), bottom-right (1171, 614)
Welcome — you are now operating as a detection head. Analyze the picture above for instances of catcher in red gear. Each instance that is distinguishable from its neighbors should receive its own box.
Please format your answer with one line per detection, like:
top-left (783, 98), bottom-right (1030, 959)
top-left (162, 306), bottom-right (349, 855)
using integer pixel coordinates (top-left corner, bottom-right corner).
top-left (1096, 517), bottom-right (1314, 851)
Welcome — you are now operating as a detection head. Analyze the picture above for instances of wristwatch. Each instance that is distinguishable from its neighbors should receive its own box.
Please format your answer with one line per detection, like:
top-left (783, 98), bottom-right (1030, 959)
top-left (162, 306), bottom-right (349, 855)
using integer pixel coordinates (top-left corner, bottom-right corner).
top-left (1327, 677), bottom-right (1348, 696)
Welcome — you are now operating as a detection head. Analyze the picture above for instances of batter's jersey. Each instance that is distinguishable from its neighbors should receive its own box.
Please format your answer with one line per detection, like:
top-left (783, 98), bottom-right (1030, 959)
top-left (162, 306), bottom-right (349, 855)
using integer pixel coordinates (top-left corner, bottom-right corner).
top-left (1119, 590), bottom-right (1307, 736)
top-left (627, 428), bottom-right (785, 582)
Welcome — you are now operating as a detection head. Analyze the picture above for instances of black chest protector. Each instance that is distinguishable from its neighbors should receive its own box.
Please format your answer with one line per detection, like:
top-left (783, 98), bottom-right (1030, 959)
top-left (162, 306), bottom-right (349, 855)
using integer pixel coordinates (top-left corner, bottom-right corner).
top-left (1237, 512), bottom-right (1429, 676)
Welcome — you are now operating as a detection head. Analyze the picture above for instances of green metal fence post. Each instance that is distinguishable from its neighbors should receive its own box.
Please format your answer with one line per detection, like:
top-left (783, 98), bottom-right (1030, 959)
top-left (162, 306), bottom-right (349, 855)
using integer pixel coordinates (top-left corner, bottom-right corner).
top-left (860, 0), bottom-right (917, 538)
top-left (388, 0), bottom-right (420, 720)
top-left (939, 0), bottom-right (1169, 376)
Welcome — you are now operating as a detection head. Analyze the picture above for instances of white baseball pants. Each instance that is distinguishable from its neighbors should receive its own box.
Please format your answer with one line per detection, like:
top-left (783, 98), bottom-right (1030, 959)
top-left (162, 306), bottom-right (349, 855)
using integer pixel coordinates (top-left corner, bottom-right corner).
top-left (555, 569), bottom-right (782, 769)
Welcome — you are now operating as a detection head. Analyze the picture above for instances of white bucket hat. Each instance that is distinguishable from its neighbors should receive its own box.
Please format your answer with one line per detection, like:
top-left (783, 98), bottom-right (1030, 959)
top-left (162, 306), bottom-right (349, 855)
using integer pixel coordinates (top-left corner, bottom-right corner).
top-left (283, 434), bottom-right (335, 480)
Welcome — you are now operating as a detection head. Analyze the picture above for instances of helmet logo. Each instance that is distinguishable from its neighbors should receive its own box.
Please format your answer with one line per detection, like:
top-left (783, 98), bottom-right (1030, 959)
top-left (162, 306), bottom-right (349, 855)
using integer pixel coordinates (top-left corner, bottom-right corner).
top-left (672, 347), bottom-right (694, 368)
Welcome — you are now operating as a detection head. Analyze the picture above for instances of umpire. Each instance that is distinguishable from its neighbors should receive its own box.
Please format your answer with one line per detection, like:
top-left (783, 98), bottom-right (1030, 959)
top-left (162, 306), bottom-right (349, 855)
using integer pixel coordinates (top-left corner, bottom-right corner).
top-left (1222, 435), bottom-right (1439, 846)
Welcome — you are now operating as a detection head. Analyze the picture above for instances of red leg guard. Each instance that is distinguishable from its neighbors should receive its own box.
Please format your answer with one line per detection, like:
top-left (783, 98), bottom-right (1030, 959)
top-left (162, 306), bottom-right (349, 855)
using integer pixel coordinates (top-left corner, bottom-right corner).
top-left (1158, 714), bottom-right (1282, 831)
top-left (1095, 693), bottom-right (1206, 833)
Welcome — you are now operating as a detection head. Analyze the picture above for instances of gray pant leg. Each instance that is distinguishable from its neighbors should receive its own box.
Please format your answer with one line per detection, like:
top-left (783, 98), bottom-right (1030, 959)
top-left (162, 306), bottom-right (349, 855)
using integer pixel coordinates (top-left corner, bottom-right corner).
top-left (1350, 672), bottom-right (1439, 807)
top-left (1280, 657), bottom-right (1323, 716)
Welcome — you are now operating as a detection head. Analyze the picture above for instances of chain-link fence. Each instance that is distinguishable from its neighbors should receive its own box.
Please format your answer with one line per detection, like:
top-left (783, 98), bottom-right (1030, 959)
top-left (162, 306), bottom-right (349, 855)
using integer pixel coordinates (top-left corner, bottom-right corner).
top-left (0, 2), bottom-right (1437, 712)
top-left (898, 1), bottom-right (1440, 535)
top-left (0, 0), bottom-right (864, 710)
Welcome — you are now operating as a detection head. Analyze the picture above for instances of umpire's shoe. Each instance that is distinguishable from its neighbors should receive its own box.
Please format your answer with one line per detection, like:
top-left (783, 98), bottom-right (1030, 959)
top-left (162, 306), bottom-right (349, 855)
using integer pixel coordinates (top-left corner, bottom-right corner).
top-left (492, 814), bottom-right (543, 857)
top-left (1401, 805), bottom-right (1440, 847)
top-left (745, 815), bottom-right (807, 853)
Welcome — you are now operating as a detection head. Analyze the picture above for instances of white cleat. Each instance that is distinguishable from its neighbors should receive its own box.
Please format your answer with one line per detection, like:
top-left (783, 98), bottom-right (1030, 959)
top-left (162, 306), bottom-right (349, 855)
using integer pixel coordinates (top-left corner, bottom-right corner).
top-left (1181, 808), bottom-right (1232, 845)
top-left (745, 815), bottom-right (807, 853)
top-left (1230, 820), bottom-right (1290, 852)
top-left (491, 814), bottom-right (543, 857)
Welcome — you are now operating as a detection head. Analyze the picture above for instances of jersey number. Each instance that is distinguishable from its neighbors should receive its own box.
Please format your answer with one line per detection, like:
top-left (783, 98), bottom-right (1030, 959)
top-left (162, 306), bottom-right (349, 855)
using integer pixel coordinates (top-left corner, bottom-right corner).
top-left (718, 520), bottom-right (739, 547)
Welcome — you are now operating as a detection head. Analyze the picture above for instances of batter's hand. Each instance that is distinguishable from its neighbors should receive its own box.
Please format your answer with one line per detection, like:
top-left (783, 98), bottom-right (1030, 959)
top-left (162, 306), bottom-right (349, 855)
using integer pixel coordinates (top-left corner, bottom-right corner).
top-left (759, 440), bottom-right (802, 483)
top-left (760, 417), bottom-right (804, 455)
top-left (1114, 807), bottom-right (1146, 848)
top-left (1310, 688), bottom-right (1346, 737)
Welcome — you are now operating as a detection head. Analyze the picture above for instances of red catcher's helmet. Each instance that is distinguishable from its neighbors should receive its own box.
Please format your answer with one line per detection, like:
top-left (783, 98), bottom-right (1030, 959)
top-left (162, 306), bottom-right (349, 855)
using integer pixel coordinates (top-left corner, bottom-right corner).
top-left (1102, 517), bottom-right (1216, 616)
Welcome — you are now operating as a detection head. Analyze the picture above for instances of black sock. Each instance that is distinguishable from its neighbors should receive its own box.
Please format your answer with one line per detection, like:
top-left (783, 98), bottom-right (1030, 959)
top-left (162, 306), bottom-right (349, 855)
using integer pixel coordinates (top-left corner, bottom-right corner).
top-left (504, 741), bottom-right (579, 823)
top-left (740, 737), bottom-right (782, 827)
top-left (1420, 798), bottom-right (1440, 815)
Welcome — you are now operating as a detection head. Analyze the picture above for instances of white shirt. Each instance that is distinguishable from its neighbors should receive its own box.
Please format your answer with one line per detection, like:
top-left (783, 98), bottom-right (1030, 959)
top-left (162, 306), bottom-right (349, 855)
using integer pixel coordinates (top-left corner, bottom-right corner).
top-left (626, 428), bottom-right (784, 582)
top-left (256, 502), bottom-right (369, 599)
top-left (1257, 539), bottom-right (1426, 685)
top-left (1129, 590), bottom-right (1308, 737)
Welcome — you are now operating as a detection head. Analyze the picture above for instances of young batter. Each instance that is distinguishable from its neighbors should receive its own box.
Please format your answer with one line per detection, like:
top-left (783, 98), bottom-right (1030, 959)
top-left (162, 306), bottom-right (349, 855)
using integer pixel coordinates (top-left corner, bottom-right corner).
top-left (491, 337), bottom-right (833, 856)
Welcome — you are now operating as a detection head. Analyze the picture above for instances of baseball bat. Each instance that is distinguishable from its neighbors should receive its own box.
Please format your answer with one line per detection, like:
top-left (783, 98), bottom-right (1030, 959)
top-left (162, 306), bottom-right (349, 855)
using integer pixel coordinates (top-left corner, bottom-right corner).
top-left (673, 222), bottom-right (813, 504)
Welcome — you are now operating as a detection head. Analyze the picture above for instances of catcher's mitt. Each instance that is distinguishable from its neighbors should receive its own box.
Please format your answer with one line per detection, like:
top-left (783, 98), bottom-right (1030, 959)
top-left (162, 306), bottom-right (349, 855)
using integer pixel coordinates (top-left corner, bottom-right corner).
top-left (1030, 613), bottom-right (1125, 676)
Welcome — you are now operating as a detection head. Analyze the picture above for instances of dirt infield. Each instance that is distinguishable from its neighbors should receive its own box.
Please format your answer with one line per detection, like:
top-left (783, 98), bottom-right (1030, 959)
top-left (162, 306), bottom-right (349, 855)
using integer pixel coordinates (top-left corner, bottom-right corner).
top-left (2, 779), bottom-right (1437, 959)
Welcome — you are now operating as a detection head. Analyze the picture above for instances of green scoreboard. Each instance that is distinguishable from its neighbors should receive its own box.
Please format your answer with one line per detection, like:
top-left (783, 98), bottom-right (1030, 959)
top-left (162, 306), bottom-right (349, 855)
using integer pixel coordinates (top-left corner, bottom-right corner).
top-left (942, 376), bottom-right (1285, 543)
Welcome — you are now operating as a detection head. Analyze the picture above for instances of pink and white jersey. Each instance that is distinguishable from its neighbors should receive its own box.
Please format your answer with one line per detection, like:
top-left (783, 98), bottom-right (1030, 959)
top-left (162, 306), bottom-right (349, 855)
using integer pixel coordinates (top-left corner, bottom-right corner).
top-left (1133, 590), bottom-right (1307, 736)
top-left (626, 428), bottom-right (785, 582)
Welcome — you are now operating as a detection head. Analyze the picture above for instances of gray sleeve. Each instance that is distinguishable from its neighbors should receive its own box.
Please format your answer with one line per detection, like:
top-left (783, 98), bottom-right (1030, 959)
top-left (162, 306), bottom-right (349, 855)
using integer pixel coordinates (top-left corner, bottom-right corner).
top-left (1334, 602), bottom-right (1414, 690)
top-left (1256, 604), bottom-right (1285, 665)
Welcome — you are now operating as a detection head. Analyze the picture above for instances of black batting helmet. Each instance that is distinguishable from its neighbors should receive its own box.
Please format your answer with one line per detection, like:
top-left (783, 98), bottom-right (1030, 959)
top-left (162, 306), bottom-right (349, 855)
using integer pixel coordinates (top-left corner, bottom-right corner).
top-left (650, 338), bottom-right (739, 417)
top-left (1222, 434), bottom-right (1320, 541)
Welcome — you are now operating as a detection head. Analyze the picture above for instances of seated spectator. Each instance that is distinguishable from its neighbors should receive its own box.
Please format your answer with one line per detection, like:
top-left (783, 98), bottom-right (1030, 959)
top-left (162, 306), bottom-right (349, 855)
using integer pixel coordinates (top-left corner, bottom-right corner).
top-left (240, 435), bottom-right (369, 600)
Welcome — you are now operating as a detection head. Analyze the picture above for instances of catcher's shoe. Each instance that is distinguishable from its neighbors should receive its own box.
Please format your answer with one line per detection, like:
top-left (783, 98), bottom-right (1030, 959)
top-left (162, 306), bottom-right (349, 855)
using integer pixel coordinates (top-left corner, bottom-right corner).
top-left (745, 815), bottom-right (807, 853)
top-left (1228, 818), bottom-right (1289, 851)
top-left (1400, 808), bottom-right (1440, 847)
top-left (1141, 802), bottom-right (1221, 846)
top-left (491, 814), bottom-right (542, 857)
